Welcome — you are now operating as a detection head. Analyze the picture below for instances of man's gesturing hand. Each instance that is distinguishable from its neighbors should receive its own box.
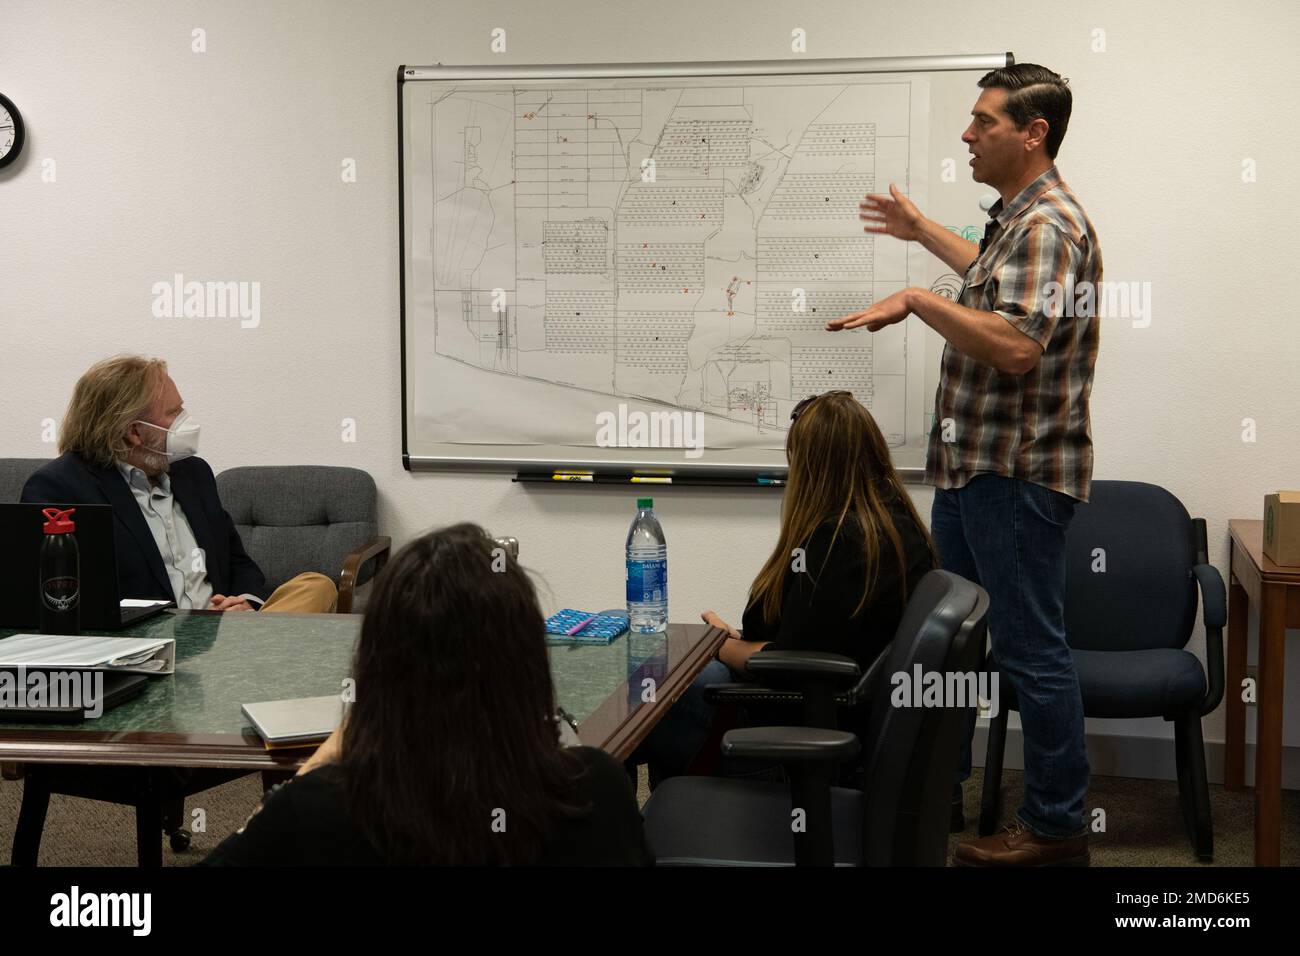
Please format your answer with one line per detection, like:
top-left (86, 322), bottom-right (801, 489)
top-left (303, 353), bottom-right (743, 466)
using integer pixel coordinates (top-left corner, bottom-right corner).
top-left (826, 289), bottom-right (913, 332)
top-left (860, 183), bottom-right (925, 242)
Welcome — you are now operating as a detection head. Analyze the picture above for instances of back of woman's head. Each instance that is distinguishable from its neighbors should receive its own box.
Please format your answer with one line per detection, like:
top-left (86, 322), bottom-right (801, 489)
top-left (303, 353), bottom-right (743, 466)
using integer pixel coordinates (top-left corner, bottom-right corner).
top-left (750, 391), bottom-right (936, 621)
top-left (784, 390), bottom-right (899, 510)
top-left (340, 522), bottom-right (581, 864)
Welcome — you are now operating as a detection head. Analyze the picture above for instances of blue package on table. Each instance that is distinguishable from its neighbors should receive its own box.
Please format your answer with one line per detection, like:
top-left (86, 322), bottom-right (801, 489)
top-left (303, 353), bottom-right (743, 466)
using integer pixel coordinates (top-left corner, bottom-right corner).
top-left (545, 609), bottom-right (629, 644)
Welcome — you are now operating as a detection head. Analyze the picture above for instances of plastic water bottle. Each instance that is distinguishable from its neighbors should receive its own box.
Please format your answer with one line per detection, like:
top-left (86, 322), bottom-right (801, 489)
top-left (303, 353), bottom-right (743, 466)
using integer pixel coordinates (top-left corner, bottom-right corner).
top-left (626, 497), bottom-right (667, 633)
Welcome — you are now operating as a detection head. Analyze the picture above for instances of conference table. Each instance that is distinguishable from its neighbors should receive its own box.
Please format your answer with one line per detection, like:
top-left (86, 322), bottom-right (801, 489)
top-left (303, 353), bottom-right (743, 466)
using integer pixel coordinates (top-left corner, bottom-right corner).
top-left (0, 610), bottom-right (727, 772)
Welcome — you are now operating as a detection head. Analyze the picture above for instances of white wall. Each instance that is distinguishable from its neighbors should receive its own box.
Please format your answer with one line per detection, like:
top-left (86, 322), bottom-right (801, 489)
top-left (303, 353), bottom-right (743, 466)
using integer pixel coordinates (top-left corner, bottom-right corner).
top-left (3, 0), bottom-right (1298, 771)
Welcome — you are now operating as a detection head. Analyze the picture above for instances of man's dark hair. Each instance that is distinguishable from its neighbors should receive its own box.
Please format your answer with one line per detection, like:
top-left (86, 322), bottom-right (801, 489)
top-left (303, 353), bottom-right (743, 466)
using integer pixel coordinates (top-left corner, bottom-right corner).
top-left (977, 63), bottom-right (1072, 160)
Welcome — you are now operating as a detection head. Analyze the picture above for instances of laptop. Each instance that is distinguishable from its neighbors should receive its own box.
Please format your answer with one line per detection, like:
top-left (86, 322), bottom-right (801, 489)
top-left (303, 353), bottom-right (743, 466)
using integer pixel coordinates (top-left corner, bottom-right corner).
top-left (0, 503), bottom-right (174, 631)
top-left (241, 695), bottom-right (344, 748)
top-left (0, 671), bottom-right (150, 722)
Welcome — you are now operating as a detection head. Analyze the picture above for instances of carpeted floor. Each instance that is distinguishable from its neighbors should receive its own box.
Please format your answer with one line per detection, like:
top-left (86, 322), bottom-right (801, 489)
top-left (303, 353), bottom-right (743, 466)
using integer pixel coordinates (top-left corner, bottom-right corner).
top-left (0, 766), bottom-right (1295, 866)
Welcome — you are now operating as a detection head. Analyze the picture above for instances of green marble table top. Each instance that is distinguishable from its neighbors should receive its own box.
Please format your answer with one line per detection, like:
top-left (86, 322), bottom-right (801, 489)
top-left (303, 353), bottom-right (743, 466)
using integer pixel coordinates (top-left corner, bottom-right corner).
top-left (0, 611), bottom-right (687, 738)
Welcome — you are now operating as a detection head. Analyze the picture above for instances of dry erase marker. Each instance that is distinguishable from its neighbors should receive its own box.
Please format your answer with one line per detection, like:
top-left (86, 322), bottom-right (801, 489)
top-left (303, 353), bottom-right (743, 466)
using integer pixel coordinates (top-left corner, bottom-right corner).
top-left (630, 476), bottom-right (672, 484)
top-left (552, 472), bottom-right (594, 482)
top-left (757, 477), bottom-right (785, 486)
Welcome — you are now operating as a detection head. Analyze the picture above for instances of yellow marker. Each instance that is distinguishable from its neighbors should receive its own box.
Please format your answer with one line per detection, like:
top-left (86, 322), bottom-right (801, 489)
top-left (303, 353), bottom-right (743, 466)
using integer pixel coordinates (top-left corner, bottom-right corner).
top-left (630, 476), bottom-right (672, 484)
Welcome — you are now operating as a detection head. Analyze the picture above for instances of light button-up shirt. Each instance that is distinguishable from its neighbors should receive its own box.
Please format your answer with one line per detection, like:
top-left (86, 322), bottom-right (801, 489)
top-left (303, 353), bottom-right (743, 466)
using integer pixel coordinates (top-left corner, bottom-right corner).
top-left (115, 461), bottom-right (214, 609)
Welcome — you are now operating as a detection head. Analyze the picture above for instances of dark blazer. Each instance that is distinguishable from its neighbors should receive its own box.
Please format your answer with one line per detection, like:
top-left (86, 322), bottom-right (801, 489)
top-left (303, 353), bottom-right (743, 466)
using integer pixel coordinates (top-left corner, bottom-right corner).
top-left (21, 452), bottom-right (266, 604)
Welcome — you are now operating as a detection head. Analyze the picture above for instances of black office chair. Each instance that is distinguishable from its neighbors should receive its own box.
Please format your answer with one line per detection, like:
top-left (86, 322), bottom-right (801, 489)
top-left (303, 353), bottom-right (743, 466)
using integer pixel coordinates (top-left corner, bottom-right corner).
top-left (696, 592), bottom-right (928, 788)
top-left (695, 636), bottom-right (890, 793)
top-left (642, 570), bottom-right (990, 866)
top-left (978, 480), bottom-right (1226, 861)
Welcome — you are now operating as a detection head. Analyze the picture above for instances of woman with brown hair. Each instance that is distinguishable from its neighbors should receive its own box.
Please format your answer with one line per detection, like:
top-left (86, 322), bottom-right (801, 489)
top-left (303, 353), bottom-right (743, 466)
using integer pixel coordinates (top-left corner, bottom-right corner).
top-left (205, 523), bottom-right (652, 866)
top-left (631, 390), bottom-right (937, 789)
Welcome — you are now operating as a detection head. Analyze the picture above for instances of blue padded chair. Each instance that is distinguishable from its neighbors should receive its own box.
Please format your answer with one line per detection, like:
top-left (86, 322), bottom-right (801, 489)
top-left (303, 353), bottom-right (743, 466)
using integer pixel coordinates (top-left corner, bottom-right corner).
top-left (643, 570), bottom-right (990, 866)
top-left (978, 480), bottom-right (1227, 861)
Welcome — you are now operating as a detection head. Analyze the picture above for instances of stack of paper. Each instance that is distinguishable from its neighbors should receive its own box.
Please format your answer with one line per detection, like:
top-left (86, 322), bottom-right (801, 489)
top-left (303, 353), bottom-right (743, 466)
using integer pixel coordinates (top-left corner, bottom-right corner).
top-left (0, 634), bottom-right (175, 674)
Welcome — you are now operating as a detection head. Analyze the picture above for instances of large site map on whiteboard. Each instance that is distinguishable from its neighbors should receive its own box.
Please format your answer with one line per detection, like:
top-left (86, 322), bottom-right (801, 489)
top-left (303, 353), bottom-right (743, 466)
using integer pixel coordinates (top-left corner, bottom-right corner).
top-left (405, 73), bottom-right (933, 462)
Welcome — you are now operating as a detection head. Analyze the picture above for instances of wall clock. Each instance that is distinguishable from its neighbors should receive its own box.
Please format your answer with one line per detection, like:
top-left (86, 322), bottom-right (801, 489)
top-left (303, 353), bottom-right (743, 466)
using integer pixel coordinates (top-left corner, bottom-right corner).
top-left (0, 92), bottom-right (26, 169)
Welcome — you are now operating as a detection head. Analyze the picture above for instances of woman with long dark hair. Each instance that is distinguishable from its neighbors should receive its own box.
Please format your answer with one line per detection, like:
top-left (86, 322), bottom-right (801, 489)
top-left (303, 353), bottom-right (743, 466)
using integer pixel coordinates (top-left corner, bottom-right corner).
top-left (631, 391), bottom-right (938, 788)
top-left (205, 523), bottom-right (651, 865)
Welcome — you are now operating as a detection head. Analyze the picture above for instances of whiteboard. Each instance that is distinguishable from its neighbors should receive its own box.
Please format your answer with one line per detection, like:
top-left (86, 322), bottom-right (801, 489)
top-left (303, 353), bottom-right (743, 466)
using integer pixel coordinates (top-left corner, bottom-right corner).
top-left (399, 57), bottom-right (1008, 478)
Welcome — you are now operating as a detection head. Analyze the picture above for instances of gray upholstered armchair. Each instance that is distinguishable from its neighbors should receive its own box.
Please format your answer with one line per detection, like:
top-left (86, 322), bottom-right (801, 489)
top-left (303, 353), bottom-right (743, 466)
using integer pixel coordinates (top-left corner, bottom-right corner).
top-left (0, 458), bottom-right (51, 503)
top-left (215, 465), bottom-right (390, 614)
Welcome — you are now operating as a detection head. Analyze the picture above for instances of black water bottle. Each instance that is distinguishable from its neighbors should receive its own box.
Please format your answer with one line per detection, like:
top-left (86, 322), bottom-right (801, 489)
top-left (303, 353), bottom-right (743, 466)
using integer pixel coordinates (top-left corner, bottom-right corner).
top-left (39, 507), bottom-right (80, 635)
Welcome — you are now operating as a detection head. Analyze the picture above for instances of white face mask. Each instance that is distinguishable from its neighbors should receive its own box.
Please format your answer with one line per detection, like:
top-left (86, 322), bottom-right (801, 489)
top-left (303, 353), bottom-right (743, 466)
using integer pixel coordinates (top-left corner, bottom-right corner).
top-left (134, 410), bottom-right (201, 461)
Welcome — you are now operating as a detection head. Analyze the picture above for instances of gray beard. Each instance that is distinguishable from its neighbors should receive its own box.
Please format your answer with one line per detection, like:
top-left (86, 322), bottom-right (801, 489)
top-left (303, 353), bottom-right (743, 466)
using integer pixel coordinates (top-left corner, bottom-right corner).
top-left (136, 445), bottom-right (170, 476)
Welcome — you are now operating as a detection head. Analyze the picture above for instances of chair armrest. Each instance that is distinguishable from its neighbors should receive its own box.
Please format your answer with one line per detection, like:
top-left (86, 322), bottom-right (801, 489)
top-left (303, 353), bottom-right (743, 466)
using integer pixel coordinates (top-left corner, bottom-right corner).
top-left (702, 682), bottom-right (806, 706)
top-left (1193, 562), bottom-right (1227, 715)
top-left (742, 652), bottom-right (863, 729)
top-left (721, 726), bottom-right (860, 763)
top-left (744, 650), bottom-right (861, 686)
top-left (722, 726), bottom-right (859, 866)
top-left (1192, 564), bottom-right (1226, 629)
top-left (337, 535), bottom-right (392, 614)
top-left (707, 645), bottom-right (889, 707)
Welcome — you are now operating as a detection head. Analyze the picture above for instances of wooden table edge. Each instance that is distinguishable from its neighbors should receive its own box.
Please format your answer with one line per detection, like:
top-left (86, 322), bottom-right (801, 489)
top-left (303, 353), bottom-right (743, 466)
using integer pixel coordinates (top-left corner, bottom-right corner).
top-left (1228, 519), bottom-right (1300, 583)
top-left (0, 730), bottom-right (308, 771)
top-left (1225, 517), bottom-right (1296, 867)
top-left (581, 625), bottom-right (728, 761)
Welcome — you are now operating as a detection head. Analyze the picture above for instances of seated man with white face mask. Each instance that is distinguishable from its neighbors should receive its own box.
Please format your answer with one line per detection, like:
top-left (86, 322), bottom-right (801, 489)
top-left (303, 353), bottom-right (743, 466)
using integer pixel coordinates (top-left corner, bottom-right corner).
top-left (22, 355), bottom-right (337, 614)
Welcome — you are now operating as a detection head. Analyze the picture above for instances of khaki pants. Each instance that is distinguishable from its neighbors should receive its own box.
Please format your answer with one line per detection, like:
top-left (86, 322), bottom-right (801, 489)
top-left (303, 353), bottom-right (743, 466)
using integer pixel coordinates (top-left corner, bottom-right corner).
top-left (260, 572), bottom-right (338, 614)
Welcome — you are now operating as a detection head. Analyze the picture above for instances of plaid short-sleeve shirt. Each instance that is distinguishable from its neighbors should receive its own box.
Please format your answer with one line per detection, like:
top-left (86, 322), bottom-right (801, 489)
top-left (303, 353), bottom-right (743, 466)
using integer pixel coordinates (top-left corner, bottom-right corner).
top-left (925, 165), bottom-right (1102, 502)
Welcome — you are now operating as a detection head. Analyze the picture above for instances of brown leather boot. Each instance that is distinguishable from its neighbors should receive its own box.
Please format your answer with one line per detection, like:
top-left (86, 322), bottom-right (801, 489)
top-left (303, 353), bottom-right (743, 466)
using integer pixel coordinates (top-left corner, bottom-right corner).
top-left (954, 822), bottom-right (1089, 867)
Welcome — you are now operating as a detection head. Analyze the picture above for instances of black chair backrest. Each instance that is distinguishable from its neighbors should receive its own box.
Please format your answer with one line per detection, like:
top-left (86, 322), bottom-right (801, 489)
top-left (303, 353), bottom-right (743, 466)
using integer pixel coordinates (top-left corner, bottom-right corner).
top-left (1064, 480), bottom-right (1197, 652)
top-left (858, 570), bottom-right (989, 866)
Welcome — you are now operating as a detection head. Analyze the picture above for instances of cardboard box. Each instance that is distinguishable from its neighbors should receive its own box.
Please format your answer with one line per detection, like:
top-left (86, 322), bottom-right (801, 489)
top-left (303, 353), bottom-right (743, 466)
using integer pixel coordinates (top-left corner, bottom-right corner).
top-left (1263, 492), bottom-right (1300, 567)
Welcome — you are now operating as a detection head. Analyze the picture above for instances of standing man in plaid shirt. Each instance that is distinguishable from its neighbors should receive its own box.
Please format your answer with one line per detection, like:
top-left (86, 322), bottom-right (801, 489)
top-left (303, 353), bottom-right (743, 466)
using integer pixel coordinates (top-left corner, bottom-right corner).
top-left (828, 63), bottom-right (1100, 866)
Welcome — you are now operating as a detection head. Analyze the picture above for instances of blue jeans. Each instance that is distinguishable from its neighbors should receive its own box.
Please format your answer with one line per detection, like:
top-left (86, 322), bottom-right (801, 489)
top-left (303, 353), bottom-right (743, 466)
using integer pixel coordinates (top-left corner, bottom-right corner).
top-left (932, 474), bottom-right (1089, 839)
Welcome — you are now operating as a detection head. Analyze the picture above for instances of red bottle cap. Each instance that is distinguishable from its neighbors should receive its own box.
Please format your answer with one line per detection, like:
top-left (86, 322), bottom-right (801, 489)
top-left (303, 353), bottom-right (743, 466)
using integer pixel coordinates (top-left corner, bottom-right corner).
top-left (42, 507), bottom-right (76, 534)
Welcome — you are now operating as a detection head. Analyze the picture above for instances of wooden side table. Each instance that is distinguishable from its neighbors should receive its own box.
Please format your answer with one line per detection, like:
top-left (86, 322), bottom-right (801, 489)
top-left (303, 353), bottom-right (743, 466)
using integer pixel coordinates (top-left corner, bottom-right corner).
top-left (1225, 519), bottom-right (1300, 866)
